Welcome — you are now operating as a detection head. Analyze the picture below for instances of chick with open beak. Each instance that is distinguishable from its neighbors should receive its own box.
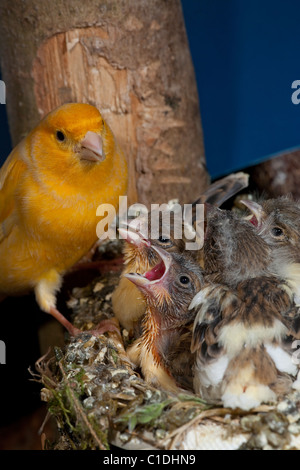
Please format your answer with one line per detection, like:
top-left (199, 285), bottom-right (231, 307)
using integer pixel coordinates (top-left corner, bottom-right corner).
top-left (124, 245), bottom-right (203, 393)
top-left (111, 223), bottom-right (159, 334)
top-left (112, 211), bottom-right (190, 334)
top-left (112, 172), bottom-right (249, 334)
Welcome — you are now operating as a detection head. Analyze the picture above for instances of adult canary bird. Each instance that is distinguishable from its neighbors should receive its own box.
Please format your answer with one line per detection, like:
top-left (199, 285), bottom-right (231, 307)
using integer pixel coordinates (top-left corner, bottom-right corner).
top-left (0, 103), bottom-right (128, 335)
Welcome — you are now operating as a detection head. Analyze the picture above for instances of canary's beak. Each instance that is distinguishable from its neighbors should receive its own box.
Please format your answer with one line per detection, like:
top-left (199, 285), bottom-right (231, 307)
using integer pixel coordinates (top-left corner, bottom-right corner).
top-left (118, 227), bottom-right (151, 247)
top-left (124, 245), bottom-right (172, 292)
top-left (240, 200), bottom-right (265, 228)
top-left (79, 131), bottom-right (105, 162)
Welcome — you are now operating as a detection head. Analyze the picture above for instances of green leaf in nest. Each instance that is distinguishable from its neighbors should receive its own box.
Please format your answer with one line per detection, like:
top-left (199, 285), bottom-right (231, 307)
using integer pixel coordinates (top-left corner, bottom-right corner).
top-left (177, 393), bottom-right (212, 407)
top-left (117, 399), bottom-right (173, 432)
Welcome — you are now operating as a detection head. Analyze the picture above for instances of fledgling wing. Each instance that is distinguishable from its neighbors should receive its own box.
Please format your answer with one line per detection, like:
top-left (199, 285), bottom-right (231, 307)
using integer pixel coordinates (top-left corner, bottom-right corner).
top-left (162, 325), bottom-right (195, 391)
top-left (0, 143), bottom-right (26, 242)
top-left (281, 303), bottom-right (300, 340)
top-left (190, 284), bottom-right (238, 354)
top-left (190, 284), bottom-right (239, 401)
top-left (191, 172), bottom-right (249, 209)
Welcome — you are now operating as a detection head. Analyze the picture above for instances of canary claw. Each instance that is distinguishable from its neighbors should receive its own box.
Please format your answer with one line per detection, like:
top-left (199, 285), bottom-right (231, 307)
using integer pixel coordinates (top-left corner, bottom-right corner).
top-left (89, 317), bottom-right (122, 341)
top-left (50, 306), bottom-right (122, 340)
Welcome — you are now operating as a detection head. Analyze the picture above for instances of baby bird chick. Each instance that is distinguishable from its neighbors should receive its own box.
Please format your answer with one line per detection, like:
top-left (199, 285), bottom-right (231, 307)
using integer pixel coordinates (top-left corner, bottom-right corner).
top-left (125, 245), bottom-right (203, 393)
top-left (112, 216), bottom-right (187, 333)
top-left (241, 196), bottom-right (300, 302)
top-left (112, 172), bottom-right (249, 333)
top-left (190, 276), bottom-right (299, 410)
top-left (203, 205), bottom-right (271, 285)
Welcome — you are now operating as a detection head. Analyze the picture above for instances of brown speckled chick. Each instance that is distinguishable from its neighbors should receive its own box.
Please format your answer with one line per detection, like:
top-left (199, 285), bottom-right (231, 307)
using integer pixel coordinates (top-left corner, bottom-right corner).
top-left (190, 276), bottom-right (299, 410)
top-left (191, 206), bottom-right (300, 410)
top-left (125, 244), bottom-right (204, 393)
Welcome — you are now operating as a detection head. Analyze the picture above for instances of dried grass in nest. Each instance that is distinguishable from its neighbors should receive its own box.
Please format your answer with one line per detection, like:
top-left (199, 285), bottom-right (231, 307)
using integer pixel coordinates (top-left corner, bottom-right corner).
top-left (32, 240), bottom-right (300, 450)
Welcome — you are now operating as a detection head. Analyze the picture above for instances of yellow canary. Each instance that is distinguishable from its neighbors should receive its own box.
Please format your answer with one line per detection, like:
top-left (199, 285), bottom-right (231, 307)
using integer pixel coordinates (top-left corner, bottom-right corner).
top-left (0, 103), bottom-right (128, 334)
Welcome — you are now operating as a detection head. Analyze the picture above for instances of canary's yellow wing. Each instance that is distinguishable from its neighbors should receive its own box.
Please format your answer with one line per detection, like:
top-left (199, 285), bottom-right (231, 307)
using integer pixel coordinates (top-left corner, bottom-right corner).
top-left (0, 143), bottom-right (27, 242)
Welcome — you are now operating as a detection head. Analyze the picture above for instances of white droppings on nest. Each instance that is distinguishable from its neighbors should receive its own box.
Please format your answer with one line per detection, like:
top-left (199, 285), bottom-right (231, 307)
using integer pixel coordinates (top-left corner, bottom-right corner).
top-left (176, 421), bottom-right (249, 450)
top-left (110, 369), bottom-right (129, 378)
top-left (94, 346), bottom-right (107, 363)
top-left (66, 296), bottom-right (79, 309)
top-left (93, 282), bottom-right (105, 293)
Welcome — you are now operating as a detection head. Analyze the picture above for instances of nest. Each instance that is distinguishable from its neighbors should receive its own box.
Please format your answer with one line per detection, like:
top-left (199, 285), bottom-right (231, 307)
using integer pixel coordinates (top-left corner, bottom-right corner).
top-left (32, 239), bottom-right (300, 450)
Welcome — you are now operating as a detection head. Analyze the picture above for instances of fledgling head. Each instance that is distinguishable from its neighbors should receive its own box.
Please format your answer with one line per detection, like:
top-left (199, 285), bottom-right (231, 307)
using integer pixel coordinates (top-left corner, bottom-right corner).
top-left (26, 103), bottom-right (122, 190)
top-left (118, 223), bottom-right (159, 274)
top-left (241, 196), bottom-right (300, 264)
top-left (124, 245), bottom-right (204, 328)
top-left (203, 206), bottom-right (270, 285)
top-left (118, 208), bottom-right (191, 273)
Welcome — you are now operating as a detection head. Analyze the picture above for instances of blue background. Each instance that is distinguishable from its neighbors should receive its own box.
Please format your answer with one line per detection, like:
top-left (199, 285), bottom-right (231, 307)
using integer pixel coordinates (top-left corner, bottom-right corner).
top-left (1, 0), bottom-right (300, 179)
top-left (181, 0), bottom-right (300, 178)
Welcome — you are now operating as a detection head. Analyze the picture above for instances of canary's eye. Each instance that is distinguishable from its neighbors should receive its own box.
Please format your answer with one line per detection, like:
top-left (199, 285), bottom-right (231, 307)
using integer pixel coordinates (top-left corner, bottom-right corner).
top-left (56, 130), bottom-right (65, 142)
top-left (271, 227), bottom-right (284, 238)
top-left (158, 236), bottom-right (171, 244)
top-left (179, 275), bottom-right (190, 285)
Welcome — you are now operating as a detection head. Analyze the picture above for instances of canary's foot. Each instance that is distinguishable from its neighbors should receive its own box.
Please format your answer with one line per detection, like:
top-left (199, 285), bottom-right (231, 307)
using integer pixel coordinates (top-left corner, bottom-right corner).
top-left (50, 306), bottom-right (121, 339)
top-left (88, 317), bottom-right (122, 341)
top-left (49, 306), bottom-right (81, 336)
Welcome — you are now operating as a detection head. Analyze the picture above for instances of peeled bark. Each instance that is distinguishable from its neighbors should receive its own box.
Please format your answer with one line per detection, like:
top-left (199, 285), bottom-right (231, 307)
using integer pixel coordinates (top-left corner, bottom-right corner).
top-left (0, 0), bottom-right (209, 206)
